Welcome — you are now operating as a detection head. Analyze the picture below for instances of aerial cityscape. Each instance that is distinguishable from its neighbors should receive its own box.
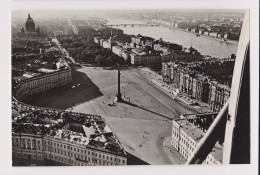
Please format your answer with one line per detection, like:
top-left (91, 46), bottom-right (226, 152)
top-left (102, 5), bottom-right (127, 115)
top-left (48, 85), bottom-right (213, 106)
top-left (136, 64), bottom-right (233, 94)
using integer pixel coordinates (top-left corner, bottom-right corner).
top-left (11, 10), bottom-right (250, 166)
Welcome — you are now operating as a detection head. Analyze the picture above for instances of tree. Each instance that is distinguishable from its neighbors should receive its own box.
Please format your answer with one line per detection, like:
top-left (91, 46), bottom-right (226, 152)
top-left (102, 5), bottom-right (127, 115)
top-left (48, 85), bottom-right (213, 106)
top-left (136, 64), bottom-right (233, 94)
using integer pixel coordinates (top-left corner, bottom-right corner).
top-left (95, 55), bottom-right (103, 65)
top-left (231, 53), bottom-right (236, 60)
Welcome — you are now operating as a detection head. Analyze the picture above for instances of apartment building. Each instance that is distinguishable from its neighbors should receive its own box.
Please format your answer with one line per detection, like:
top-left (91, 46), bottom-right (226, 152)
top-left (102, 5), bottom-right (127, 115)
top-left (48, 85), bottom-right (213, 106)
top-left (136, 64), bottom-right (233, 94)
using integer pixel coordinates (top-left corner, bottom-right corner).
top-left (208, 81), bottom-right (230, 112)
top-left (171, 113), bottom-right (222, 164)
top-left (162, 61), bottom-right (231, 110)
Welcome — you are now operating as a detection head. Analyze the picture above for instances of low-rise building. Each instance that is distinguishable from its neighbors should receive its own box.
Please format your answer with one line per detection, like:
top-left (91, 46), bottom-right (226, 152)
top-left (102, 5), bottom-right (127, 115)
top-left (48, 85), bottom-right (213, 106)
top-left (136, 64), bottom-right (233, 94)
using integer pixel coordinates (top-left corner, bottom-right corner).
top-left (101, 37), bottom-right (116, 50)
top-left (191, 28), bottom-right (199, 33)
top-left (96, 28), bottom-right (123, 37)
top-left (199, 29), bottom-right (205, 35)
top-left (130, 53), bottom-right (143, 65)
top-left (153, 44), bottom-right (170, 55)
top-left (102, 40), bottom-right (111, 50)
top-left (112, 46), bottom-right (123, 57)
top-left (204, 31), bottom-right (209, 36)
top-left (171, 113), bottom-right (222, 164)
top-left (100, 39), bottom-right (105, 47)
top-left (142, 54), bottom-right (161, 66)
top-left (131, 36), bottom-right (145, 45)
top-left (130, 47), bottom-right (161, 66)
top-left (174, 22), bottom-right (179, 28)
top-left (121, 50), bottom-right (130, 61)
top-left (209, 32), bottom-right (218, 38)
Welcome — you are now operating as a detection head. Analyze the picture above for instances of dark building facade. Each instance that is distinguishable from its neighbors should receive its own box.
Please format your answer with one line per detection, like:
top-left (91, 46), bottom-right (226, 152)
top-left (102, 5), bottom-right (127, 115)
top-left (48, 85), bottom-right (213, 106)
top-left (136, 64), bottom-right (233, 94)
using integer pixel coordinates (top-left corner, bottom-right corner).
top-left (25, 14), bottom-right (36, 32)
top-left (162, 61), bottom-right (231, 111)
top-left (208, 81), bottom-right (230, 112)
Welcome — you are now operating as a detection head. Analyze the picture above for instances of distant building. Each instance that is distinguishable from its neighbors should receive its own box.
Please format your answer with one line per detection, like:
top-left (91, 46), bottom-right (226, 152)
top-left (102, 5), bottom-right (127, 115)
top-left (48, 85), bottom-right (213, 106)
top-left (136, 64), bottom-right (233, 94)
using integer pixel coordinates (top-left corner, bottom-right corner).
top-left (217, 33), bottom-right (222, 38)
top-left (96, 28), bottom-right (123, 37)
top-left (64, 25), bottom-right (74, 35)
top-left (186, 28), bottom-right (191, 32)
top-left (20, 14), bottom-right (40, 37)
top-left (199, 29), bottom-right (205, 35)
top-left (121, 50), bottom-right (130, 61)
top-left (191, 28), bottom-right (199, 33)
top-left (204, 31), bottom-right (209, 36)
top-left (100, 39), bottom-right (105, 47)
top-left (129, 47), bottom-right (162, 66)
top-left (101, 35), bottom-right (116, 50)
top-left (54, 30), bottom-right (64, 37)
top-left (224, 33), bottom-right (229, 39)
top-left (153, 44), bottom-right (171, 55)
top-left (201, 61), bottom-right (234, 80)
top-left (102, 40), bottom-right (111, 49)
top-left (12, 40), bottom-right (28, 53)
top-left (162, 61), bottom-right (232, 109)
top-left (131, 36), bottom-right (144, 45)
top-left (209, 32), bottom-right (218, 38)
top-left (130, 53), bottom-right (143, 65)
top-left (112, 46), bottom-right (123, 57)
top-left (141, 54), bottom-right (161, 66)
top-left (25, 14), bottom-right (36, 32)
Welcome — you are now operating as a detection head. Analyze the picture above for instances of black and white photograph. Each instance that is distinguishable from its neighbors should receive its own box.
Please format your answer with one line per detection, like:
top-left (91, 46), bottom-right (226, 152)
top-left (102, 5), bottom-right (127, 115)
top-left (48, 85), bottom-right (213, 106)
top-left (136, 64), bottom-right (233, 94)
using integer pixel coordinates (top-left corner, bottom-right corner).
top-left (2, 0), bottom-right (259, 174)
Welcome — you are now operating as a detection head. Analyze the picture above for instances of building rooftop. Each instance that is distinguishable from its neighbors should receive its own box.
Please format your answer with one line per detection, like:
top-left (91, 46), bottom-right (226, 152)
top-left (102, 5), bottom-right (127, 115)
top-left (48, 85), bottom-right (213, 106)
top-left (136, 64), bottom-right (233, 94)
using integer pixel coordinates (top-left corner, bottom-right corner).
top-left (12, 56), bottom-right (70, 86)
top-left (176, 119), bottom-right (205, 142)
top-left (209, 143), bottom-right (223, 163)
top-left (217, 83), bottom-right (231, 90)
top-left (12, 100), bottom-right (126, 156)
top-left (195, 74), bottom-right (208, 82)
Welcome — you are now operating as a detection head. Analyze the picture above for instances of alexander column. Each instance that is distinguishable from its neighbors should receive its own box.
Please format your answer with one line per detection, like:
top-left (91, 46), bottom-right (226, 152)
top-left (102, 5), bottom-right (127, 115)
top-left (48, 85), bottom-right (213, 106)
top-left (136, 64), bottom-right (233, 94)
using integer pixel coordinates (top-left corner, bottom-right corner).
top-left (117, 64), bottom-right (122, 102)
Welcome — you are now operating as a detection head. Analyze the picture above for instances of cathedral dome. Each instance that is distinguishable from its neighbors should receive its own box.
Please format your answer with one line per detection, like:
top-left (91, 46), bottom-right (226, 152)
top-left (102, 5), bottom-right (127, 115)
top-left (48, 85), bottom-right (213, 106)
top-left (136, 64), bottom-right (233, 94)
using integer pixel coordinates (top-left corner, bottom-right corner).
top-left (25, 14), bottom-right (36, 32)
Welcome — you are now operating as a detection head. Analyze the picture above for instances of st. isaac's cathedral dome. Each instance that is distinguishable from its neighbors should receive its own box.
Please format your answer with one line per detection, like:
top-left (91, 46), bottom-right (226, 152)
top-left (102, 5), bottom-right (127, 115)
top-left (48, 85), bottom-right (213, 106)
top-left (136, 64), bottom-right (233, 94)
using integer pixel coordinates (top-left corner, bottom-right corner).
top-left (25, 14), bottom-right (36, 32)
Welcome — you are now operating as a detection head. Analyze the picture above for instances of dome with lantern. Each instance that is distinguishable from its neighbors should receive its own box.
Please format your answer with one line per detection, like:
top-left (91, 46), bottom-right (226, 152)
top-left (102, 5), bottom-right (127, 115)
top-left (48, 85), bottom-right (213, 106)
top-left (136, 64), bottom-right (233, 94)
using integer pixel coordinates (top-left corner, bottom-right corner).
top-left (25, 14), bottom-right (36, 32)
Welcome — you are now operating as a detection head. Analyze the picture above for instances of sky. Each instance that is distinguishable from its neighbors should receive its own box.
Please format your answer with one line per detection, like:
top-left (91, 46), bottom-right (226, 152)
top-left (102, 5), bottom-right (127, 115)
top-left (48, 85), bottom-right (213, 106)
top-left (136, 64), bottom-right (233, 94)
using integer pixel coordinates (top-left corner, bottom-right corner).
top-left (11, 9), bottom-right (245, 22)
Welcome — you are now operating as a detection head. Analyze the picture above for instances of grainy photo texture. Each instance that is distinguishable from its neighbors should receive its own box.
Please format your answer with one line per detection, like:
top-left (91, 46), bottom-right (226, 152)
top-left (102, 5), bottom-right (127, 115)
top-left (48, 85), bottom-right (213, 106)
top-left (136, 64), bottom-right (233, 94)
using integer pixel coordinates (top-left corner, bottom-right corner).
top-left (11, 10), bottom-right (250, 166)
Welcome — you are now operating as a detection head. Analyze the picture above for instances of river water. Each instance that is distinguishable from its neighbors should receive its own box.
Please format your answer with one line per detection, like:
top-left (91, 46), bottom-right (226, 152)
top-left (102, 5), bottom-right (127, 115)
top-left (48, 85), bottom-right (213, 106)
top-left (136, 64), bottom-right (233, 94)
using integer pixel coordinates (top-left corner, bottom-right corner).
top-left (107, 19), bottom-right (238, 59)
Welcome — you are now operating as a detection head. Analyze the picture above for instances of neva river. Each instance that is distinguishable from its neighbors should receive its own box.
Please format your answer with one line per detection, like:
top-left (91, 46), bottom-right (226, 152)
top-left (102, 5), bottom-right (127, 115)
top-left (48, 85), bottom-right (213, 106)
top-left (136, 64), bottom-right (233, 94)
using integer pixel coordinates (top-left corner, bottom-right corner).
top-left (107, 19), bottom-right (238, 59)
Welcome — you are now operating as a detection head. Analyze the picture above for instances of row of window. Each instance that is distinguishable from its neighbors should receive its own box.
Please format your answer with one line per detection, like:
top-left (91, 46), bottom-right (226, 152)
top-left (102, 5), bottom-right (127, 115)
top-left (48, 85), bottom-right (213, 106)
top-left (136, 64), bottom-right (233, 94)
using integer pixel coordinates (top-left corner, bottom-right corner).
top-left (15, 138), bottom-right (41, 144)
top-left (47, 153), bottom-right (123, 166)
top-left (172, 127), bottom-right (196, 158)
top-left (46, 140), bottom-right (124, 163)
top-left (26, 77), bottom-right (70, 89)
top-left (17, 79), bottom-right (71, 97)
top-left (13, 146), bottom-right (126, 165)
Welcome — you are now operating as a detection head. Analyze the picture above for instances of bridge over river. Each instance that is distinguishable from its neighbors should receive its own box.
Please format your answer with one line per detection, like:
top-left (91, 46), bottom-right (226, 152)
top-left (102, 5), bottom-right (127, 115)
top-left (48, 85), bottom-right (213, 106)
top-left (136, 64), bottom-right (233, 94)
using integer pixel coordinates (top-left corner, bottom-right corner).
top-left (107, 23), bottom-right (160, 28)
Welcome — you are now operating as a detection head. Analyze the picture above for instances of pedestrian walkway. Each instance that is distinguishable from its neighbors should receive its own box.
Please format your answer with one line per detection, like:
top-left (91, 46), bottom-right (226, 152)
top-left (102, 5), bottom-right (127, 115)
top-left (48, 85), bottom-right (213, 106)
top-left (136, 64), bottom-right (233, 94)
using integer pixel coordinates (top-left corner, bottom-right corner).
top-left (140, 67), bottom-right (212, 113)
